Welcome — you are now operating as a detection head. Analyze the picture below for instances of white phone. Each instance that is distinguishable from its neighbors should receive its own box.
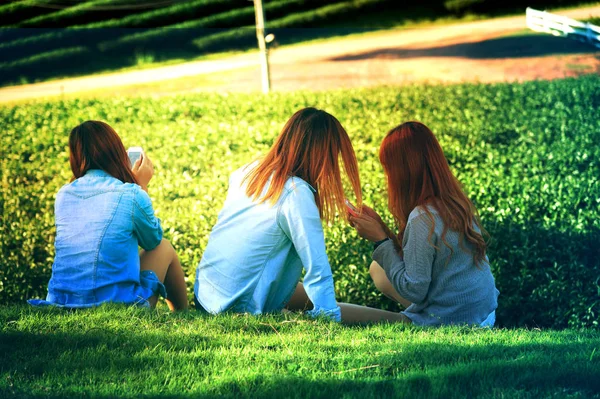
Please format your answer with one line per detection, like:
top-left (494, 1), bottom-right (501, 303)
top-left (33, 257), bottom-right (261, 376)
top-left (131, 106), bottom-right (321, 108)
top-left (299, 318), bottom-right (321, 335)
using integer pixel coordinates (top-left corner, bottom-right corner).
top-left (127, 147), bottom-right (143, 167)
top-left (345, 198), bottom-right (359, 215)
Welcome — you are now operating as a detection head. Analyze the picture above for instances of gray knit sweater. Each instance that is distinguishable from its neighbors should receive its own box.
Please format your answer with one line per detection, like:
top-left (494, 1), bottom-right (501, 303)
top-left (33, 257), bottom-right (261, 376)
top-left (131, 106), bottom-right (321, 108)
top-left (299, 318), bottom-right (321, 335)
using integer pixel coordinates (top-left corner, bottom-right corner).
top-left (372, 206), bottom-right (499, 326)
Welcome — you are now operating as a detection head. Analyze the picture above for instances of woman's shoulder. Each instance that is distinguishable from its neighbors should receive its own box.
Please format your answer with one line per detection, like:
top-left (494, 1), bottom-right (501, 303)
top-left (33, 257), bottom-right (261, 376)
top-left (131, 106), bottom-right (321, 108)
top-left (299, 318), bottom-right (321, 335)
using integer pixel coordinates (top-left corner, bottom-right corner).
top-left (284, 176), bottom-right (315, 194)
top-left (230, 162), bottom-right (257, 186)
top-left (60, 175), bottom-right (142, 199)
top-left (408, 204), bottom-right (439, 223)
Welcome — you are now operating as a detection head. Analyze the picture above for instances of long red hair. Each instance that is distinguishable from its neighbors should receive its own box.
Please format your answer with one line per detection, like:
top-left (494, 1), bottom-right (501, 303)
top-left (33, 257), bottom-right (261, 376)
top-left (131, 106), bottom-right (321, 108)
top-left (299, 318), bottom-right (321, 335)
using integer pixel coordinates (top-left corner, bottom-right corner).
top-left (243, 107), bottom-right (362, 223)
top-left (69, 120), bottom-right (137, 184)
top-left (379, 121), bottom-right (487, 266)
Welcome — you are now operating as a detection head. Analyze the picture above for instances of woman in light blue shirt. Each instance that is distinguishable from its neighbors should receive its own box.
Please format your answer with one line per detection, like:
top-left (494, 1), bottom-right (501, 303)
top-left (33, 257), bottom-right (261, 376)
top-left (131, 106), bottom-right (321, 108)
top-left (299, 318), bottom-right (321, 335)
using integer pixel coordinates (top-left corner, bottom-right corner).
top-left (195, 108), bottom-right (407, 323)
top-left (29, 121), bottom-right (188, 311)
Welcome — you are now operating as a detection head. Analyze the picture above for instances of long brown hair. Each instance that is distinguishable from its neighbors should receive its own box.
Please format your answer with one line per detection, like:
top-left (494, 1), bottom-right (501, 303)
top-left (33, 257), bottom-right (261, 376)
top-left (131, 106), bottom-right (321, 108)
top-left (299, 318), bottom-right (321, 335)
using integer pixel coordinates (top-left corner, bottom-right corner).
top-left (243, 107), bottom-right (362, 223)
top-left (379, 121), bottom-right (487, 266)
top-left (69, 120), bottom-right (137, 184)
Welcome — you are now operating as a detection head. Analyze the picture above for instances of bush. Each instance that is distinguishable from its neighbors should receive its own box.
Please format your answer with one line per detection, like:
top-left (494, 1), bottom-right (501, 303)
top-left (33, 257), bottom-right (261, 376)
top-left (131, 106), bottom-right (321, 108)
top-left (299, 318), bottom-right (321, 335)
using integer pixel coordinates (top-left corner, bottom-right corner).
top-left (104, 0), bottom-right (346, 52)
top-left (0, 0), bottom-right (356, 84)
top-left (14, 0), bottom-right (150, 28)
top-left (86, 0), bottom-right (253, 29)
top-left (0, 0), bottom-right (59, 26)
top-left (444, 0), bottom-right (486, 14)
top-left (17, 0), bottom-right (247, 28)
top-left (1, 77), bottom-right (599, 329)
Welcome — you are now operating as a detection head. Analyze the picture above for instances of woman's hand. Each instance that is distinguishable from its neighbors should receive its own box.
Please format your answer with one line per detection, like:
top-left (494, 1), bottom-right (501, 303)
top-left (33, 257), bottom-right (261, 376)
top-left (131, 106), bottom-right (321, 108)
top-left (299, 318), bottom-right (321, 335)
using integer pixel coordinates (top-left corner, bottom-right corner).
top-left (132, 152), bottom-right (154, 192)
top-left (360, 204), bottom-right (384, 225)
top-left (349, 213), bottom-right (388, 243)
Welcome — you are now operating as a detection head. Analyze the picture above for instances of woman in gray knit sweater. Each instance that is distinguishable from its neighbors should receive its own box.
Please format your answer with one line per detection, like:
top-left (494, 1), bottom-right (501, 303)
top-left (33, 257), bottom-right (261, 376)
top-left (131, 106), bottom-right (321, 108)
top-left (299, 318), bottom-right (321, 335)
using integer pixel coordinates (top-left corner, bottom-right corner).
top-left (349, 121), bottom-right (499, 327)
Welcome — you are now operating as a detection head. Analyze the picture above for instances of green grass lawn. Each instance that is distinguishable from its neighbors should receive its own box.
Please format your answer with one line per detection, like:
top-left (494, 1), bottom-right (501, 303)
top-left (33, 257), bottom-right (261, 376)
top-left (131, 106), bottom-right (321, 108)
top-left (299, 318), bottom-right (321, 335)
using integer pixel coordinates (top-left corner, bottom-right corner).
top-left (1, 305), bottom-right (599, 398)
top-left (2, 76), bottom-right (599, 329)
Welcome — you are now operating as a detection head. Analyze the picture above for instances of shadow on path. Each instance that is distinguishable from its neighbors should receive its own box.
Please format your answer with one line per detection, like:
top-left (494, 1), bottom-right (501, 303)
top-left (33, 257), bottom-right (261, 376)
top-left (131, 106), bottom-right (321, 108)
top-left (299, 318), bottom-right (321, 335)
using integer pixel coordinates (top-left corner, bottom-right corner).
top-left (330, 34), bottom-right (599, 61)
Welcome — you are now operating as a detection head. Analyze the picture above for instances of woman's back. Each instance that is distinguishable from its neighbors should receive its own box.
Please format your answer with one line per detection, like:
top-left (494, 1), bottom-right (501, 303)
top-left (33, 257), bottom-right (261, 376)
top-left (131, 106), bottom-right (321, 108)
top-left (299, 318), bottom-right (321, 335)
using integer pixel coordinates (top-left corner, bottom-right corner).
top-left (392, 206), bottom-right (499, 326)
top-left (195, 165), bottom-right (326, 315)
top-left (48, 169), bottom-right (163, 307)
top-left (30, 119), bottom-right (188, 311)
top-left (195, 107), bottom-right (363, 322)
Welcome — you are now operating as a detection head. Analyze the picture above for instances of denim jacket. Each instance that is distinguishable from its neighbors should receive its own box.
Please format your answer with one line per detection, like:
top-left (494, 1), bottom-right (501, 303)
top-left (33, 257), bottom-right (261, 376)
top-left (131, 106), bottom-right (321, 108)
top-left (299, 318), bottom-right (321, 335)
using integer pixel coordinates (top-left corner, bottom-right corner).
top-left (194, 165), bottom-right (342, 321)
top-left (29, 169), bottom-right (163, 308)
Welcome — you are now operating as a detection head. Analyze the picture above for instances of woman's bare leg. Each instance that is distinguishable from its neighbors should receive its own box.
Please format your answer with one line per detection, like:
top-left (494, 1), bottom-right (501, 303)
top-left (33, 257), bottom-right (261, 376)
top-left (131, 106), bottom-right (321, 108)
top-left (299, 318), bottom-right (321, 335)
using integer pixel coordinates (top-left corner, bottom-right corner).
top-left (286, 283), bottom-right (409, 324)
top-left (139, 238), bottom-right (189, 311)
top-left (285, 283), bottom-right (314, 311)
top-left (339, 303), bottom-right (410, 324)
top-left (369, 261), bottom-right (412, 309)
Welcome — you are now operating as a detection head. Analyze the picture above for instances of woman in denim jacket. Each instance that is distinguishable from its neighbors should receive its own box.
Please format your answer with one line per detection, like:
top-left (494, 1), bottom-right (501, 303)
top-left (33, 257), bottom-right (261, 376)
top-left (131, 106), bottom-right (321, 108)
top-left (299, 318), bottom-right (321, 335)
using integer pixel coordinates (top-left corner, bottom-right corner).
top-left (195, 108), bottom-right (406, 323)
top-left (29, 121), bottom-right (188, 311)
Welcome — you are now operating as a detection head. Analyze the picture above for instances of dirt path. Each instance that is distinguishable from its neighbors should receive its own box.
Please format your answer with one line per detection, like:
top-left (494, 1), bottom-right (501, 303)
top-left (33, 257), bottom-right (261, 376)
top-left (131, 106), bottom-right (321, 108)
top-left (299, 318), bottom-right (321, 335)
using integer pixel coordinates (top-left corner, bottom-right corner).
top-left (1, 5), bottom-right (599, 102)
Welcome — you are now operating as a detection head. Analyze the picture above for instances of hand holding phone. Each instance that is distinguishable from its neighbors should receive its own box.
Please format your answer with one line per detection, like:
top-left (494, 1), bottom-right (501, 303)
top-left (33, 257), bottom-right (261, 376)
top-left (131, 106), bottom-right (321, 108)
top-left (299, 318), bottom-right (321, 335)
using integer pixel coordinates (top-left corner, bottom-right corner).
top-left (128, 147), bottom-right (153, 192)
top-left (345, 199), bottom-right (359, 216)
top-left (127, 146), bottom-right (143, 168)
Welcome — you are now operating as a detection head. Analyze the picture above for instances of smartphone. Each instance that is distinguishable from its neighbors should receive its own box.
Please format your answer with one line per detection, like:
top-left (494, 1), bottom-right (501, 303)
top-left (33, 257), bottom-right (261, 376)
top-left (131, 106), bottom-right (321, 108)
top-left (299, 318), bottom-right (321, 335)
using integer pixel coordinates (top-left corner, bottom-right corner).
top-left (345, 199), bottom-right (359, 215)
top-left (127, 147), bottom-right (143, 167)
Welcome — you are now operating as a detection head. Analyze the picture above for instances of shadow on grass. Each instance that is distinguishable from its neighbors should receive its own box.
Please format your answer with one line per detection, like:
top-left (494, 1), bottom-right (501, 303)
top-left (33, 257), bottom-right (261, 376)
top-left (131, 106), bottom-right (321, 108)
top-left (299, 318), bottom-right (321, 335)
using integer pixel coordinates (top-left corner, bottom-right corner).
top-left (329, 34), bottom-right (600, 62)
top-left (484, 217), bottom-right (600, 329)
top-left (1, 328), bottom-right (599, 398)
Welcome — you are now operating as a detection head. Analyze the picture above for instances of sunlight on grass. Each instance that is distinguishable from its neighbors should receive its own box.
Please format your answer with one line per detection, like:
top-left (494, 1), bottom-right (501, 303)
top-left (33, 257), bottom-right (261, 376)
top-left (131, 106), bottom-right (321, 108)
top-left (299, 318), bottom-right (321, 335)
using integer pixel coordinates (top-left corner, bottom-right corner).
top-left (1, 305), bottom-right (599, 398)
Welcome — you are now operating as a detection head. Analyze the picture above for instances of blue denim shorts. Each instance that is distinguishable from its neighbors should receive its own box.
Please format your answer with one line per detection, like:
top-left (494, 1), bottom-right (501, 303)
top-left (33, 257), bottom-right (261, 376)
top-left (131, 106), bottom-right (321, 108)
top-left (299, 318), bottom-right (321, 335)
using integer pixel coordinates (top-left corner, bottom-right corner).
top-left (139, 270), bottom-right (167, 299)
top-left (28, 270), bottom-right (167, 309)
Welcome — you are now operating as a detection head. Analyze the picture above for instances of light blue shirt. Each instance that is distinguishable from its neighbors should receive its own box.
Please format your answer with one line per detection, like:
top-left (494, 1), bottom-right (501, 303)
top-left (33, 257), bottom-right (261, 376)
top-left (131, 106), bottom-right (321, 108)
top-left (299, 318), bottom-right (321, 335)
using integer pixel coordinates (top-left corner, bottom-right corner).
top-left (29, 169), bottom-right (164, 308)
top-left (194, 165), bottom-right (342, 321)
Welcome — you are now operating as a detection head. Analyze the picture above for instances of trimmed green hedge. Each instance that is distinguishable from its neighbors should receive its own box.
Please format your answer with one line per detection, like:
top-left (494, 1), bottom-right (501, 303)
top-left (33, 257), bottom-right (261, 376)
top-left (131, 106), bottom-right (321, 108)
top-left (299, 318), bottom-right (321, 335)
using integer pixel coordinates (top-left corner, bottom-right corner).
top-left (2, 77), bottom-right (599, 329)
top-left (0, 0), bottom-right (59, 25)
top-left (100, 0), bottom-right (346, 52)
top-left (16, 0), bottom-right (245, 28)
top-left (0, 0), bottom-right (373, 84)
top-left (86, 0), bottom-right (254, 28)
top-left (13, 0), bottom-right (150, 28)
top-left (189, 0), bottom-right (415, 53)
top-left (0, 0), bottom-right (355, 83)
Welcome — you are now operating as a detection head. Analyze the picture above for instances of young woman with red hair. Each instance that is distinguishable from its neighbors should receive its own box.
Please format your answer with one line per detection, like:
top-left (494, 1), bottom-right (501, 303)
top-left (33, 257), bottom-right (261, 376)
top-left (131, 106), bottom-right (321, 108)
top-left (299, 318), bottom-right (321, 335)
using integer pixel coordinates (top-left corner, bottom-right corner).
top-left (194, 108), bottom-right (407, 323)
top-left (350, 121), bottom-right (499, 326)
top-left (29, 121), bottom-right (188, 311)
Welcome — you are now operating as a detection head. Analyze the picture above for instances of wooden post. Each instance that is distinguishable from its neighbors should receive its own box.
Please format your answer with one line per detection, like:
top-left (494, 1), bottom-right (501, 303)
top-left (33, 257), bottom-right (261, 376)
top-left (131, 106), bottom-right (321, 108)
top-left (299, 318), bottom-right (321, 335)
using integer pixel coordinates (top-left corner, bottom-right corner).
top-left (253, 0), bottom-right (271, 93)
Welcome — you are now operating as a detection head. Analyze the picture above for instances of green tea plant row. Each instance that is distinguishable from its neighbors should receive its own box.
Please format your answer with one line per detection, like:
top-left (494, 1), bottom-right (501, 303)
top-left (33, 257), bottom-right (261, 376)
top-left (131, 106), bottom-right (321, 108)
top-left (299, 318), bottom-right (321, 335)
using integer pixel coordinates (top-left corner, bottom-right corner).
top-left (1, 77), bottom-right (599, 329)
top-left (0, 0), bottom-right (346, 57)
top-left (98, 0), bottom-right (332, 51)
top-left (84, 0), bottom-right (250, 29)
top-left (0, 0), bottom-right (160, 27)
top-left (0, 0), bottom-right (389, 85)
top-left (15, 0), bottom-right (247, 28)
top-left (0, 0), bottom-right (59, 25)
top-left (12, 0), bottom-right (151, 28)
top-left (189, 0), bottom-right (394, 53)
top-left (0, 2), bottom-right (257, 60)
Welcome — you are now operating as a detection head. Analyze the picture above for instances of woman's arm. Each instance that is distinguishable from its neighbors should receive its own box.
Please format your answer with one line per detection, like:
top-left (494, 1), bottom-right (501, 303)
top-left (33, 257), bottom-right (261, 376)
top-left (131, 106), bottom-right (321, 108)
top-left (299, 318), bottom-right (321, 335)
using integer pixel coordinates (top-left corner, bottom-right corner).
top-left (277, 184), bottom-right (341, 322)
top-left (382, 223), bottom-right (403, 253)
top-left (372, 214), bottom-right (434, 304)
top-left (133, 187), bottom-right (163, 251)
top-left (359, 205), bottom-right (402, 252)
